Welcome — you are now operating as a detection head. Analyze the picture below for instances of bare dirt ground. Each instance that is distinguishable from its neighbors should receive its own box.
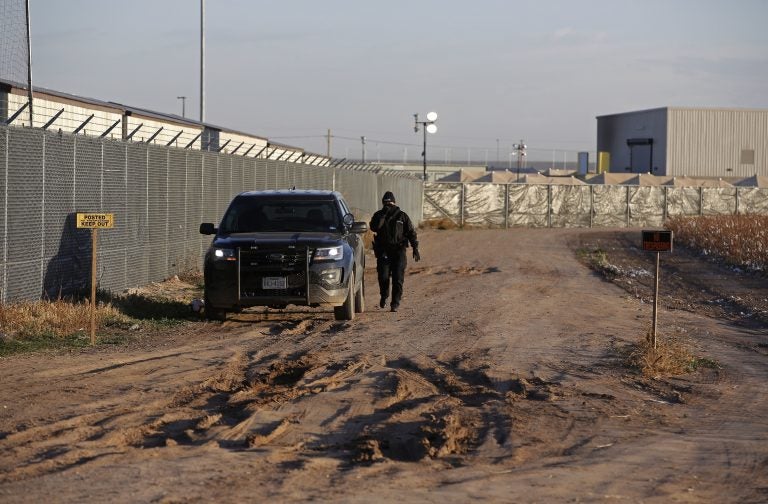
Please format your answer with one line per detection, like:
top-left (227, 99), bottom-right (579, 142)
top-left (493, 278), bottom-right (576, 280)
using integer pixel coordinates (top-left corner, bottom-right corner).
top-left (1, 228), bottom-right (767, 503)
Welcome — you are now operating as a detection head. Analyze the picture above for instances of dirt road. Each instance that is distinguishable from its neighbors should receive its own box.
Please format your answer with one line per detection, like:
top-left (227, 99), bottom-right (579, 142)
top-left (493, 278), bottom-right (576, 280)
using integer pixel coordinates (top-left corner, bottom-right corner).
top-left (1, 229), bottom-right (767, 503)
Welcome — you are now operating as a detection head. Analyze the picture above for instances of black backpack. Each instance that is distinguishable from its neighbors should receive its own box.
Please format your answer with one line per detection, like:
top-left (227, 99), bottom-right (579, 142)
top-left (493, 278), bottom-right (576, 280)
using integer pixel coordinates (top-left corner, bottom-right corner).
top-left (382, 210), bottom-right (404, 247)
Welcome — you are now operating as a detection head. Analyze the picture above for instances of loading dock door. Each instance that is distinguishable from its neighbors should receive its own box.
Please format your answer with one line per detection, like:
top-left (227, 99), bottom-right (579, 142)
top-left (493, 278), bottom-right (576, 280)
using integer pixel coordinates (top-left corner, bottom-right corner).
top-left (627, 138), bottom-right (654, 173)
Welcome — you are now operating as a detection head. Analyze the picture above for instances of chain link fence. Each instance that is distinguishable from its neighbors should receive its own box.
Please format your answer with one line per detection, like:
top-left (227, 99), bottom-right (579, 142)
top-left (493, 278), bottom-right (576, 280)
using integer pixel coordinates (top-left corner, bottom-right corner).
top-left (0, 125), bottom-right (422, 303)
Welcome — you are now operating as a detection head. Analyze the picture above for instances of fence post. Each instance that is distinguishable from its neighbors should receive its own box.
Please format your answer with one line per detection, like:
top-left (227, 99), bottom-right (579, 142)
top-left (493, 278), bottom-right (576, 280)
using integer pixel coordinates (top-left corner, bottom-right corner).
top-left (504, 183), bottom-right (509, 229)
top-left (735, 187), bottom-right (740, 215)
top-left (40, 133), bottom-right (46, 295)
top-left (459, 183), bottom-right (465, 228)
top-left (626, 186), bottom-right (630, 227)
top-left (589, 184), bottom-right (594, 228)
top-left (124, 143), bottom-right (129, 288)
top-left (663, 186), bottom-right (668, 222)
top-left (2, 129), bottom-right (8, 303)
top-left (547, 184), bottom-right (552, 228)
top-left (166, 149), bottom-right (170, 276)
top-left (699, 187), bottom-right (703, 216)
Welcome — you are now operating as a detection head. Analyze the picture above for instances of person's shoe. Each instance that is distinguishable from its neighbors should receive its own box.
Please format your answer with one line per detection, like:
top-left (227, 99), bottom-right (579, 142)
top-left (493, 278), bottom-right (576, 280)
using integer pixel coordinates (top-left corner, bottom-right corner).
top-left (379, 297), bottom-right (387, 308)
top-left (390, 304), bottom-right (399, 312)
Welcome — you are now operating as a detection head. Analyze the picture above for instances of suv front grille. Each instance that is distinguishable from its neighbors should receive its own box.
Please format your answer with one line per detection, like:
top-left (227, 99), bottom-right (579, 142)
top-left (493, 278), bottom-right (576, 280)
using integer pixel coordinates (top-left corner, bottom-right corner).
top-left (238, 246), bottom-right (310, 300)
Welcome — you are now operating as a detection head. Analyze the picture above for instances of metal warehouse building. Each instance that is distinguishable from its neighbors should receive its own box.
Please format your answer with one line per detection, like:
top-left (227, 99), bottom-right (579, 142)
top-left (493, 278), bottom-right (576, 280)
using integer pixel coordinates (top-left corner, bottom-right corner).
top-left (596, 107), bottom-right (768, 177)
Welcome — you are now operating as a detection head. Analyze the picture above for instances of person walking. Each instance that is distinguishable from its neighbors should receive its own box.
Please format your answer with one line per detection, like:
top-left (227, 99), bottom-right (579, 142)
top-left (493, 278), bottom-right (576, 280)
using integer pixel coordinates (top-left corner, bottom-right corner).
top-left (369, 191), bottom-right (420, 312)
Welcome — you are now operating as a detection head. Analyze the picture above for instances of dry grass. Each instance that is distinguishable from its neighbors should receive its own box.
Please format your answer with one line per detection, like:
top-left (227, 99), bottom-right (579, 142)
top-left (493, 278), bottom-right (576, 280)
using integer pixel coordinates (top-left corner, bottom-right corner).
top-left (0, 299), bottom-right (137, 354)
top-left (421, 218), bottom-right (460, 230)
top-left (1, 275), bottom-right (203, 354)
top-left (666, 214), bottom-right (768, 272)
top-left (577, 248), bottom-right (624, 279)
top-left (0, 299), bottom-right (132, 339)
top-left (623, 332), bottom-right (720, 378)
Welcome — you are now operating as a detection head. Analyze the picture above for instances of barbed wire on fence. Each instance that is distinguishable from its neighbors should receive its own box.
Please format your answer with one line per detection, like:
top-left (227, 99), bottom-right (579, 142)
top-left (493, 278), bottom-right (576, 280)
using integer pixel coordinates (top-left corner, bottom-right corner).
top-left (319, 133), bottom-right (595, 169)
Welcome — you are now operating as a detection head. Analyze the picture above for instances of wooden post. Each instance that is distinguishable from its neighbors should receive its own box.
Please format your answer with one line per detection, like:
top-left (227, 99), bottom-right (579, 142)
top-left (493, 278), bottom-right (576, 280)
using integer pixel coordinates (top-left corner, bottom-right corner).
top-left (76, 212), bottom-right (114, 346)
top-left (642, 229), bottom-right (672, 349)
top-left (651, 251), bottom-right (660, 349)
top-left (90, 228), bottom-right (98, 345)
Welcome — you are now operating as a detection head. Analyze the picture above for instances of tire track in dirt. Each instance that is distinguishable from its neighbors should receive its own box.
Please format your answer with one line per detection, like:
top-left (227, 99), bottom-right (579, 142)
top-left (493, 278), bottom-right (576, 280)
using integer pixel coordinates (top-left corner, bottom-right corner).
top-left (0, 312), bottom-right (356, 484)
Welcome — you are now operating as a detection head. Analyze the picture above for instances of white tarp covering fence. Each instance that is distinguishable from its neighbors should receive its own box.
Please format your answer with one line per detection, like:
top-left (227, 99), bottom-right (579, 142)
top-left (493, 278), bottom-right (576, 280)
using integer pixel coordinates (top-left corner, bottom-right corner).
top-left (424, 182), bottom-right (768, 229)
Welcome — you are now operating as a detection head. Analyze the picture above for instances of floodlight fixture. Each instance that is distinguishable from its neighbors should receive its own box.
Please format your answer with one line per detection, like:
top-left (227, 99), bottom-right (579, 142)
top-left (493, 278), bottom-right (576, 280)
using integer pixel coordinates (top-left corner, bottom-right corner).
top-left (414, 111), bottom-right (439, 181)
top-left (513, 140), bottom-right (527, 180)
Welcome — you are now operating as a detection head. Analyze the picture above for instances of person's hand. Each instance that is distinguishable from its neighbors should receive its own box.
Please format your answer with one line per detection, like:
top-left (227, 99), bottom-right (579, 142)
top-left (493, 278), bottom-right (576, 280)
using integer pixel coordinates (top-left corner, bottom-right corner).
top-left (413, 248), bottom-right (421, 262)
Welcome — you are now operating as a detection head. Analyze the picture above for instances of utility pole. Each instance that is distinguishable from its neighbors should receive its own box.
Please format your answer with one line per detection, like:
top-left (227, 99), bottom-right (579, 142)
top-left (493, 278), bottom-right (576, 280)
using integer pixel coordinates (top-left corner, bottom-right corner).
top-left (327, 129), bottom-right (332, 157)
top-left (177, 96), bottom-right (187, 118)
top-left (361, 136), bottom-right (366, 163)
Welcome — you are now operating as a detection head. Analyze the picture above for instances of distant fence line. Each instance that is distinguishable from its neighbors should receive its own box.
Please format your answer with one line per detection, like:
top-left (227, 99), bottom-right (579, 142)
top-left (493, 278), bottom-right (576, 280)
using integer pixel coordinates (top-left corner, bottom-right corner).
top-left (424, 182), bottom-right (768, 228)
top-left (0, 125), bottom-right (423, 304)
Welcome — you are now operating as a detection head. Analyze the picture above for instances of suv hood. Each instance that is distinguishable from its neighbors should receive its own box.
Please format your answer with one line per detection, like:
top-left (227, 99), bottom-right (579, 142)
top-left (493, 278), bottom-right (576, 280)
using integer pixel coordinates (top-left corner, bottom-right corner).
top-left (212, 232), bottom-right (345, 249)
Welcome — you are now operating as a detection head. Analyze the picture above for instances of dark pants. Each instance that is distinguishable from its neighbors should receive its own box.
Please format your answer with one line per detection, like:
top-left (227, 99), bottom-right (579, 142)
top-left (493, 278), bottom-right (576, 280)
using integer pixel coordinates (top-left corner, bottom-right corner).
top-left (377, 247), bottom-right (407, 307)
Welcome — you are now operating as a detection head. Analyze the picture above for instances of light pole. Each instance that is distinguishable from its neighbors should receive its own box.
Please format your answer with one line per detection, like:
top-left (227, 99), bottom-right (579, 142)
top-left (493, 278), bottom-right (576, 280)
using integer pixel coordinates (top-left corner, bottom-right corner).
top-left (177, 96), bottom-right (187, 118)
top-left (414, 111), bottom-right (438, 181)
top-left (513, 140), bottom-right (527, 180)
top-left (200, 0), bottom-right (205, 123)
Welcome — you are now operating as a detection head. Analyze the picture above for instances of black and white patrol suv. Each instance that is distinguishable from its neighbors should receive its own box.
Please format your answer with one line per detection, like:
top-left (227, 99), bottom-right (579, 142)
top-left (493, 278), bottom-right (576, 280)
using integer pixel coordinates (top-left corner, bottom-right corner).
top-left (199, 190), bottom-right (368, 321)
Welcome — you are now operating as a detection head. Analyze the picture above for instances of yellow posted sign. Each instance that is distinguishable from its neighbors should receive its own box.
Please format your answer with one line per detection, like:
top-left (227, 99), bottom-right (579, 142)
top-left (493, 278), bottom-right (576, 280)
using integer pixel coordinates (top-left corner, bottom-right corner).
top-left (77, 213), bottom-right (114, 229)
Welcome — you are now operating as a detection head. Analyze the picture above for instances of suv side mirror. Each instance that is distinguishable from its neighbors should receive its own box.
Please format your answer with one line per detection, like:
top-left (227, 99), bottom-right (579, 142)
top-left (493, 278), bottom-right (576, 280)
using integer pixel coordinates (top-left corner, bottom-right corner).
top-left (350, 222), bottom-right (368, 234)
top-left (199, 223), bottom-right (216, 235)
top-left (342, 213), bottom-right (355, 227)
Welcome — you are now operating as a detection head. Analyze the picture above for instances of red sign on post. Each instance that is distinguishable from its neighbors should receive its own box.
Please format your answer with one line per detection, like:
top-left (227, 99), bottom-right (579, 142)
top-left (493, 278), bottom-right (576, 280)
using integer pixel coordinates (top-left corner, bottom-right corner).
top-left (642, 230), bottom-right (673, 252)
top-left (642, 229), bottom-right (673, 349)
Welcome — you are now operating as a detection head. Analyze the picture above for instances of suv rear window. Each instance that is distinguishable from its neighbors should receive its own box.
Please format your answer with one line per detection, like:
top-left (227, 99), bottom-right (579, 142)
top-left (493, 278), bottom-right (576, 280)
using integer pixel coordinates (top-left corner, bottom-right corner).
top-left (219, 198), bottom-right (341, 233)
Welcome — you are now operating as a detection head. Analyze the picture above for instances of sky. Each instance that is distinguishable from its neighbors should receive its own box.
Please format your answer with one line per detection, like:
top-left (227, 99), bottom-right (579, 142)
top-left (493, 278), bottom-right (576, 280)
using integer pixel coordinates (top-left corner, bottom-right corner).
top-left (18, 0), bottom-right (768, 163)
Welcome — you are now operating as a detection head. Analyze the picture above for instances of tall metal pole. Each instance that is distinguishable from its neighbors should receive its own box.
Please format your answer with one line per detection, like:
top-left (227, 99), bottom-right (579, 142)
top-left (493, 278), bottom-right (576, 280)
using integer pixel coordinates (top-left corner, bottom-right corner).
top-left (177, 96), bottom-right (187, 117)
top-left (25, 0), bottom-right (33, 127)
top-left (200, 0), bottom-right (205, 123)
top-left (327, 128), bottom-right (332, 157)
top-left (361, 136), bottom-right (366, 164)
top-left (422, 126), bottom-right (428, 181)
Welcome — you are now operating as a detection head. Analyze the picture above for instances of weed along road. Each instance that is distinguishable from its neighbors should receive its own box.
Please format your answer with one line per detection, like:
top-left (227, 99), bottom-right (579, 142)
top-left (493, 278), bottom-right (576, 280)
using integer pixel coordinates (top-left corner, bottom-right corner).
top-left (1, 229), bottom-right (767, 502)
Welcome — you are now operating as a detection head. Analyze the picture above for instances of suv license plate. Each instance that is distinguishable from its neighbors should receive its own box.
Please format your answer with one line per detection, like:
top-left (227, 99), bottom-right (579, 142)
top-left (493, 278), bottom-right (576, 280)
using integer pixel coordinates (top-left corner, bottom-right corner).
top-left (262, 277), bottom-right (287, 289)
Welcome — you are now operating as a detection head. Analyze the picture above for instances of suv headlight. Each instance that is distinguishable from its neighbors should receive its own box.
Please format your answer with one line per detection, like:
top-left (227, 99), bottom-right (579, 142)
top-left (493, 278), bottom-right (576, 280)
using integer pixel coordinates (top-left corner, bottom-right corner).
top-left (213, 248), bottom-right (237, 261)
top-left (314, 245), bottom-right (343, 261)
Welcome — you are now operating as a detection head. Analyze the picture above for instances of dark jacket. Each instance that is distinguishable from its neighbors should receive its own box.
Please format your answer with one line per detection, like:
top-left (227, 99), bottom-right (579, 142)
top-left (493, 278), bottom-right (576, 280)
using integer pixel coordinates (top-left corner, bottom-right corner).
top-left (369, 204), bottom-right (418, 256)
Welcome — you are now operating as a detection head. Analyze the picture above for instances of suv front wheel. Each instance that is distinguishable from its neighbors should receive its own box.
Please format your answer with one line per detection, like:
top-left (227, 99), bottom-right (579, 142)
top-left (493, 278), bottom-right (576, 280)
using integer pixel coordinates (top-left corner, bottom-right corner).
top-left (354, 273), bottom-right (365, 313)
top-left (204, 294), bottom-right (227, 321)
top-left (334, 270), bottom-right (355, 321)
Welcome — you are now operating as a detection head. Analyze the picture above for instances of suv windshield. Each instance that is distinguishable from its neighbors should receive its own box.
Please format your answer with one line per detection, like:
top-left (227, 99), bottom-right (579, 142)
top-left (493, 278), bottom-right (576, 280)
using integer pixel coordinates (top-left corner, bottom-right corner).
top-left (219, 198), bottom-right (341, 233)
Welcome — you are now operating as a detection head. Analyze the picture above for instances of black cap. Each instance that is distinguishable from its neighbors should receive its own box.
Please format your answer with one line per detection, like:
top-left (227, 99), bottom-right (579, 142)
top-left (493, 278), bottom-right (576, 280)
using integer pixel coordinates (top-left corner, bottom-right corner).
top-left (382, 191), bottom-right (396, 204)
